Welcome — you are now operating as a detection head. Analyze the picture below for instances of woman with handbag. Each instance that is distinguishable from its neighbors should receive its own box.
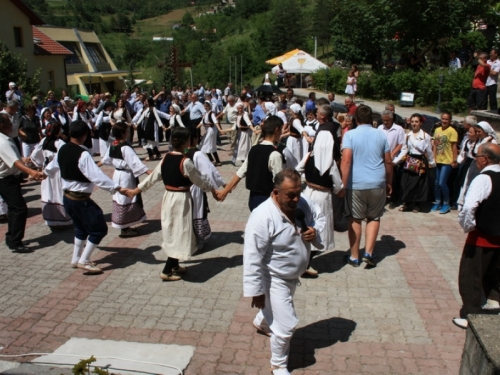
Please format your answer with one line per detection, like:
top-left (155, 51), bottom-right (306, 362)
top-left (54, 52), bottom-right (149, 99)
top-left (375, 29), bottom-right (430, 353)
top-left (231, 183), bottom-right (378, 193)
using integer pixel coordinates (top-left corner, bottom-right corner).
top-left (396, 114), bottom-right (435, 212)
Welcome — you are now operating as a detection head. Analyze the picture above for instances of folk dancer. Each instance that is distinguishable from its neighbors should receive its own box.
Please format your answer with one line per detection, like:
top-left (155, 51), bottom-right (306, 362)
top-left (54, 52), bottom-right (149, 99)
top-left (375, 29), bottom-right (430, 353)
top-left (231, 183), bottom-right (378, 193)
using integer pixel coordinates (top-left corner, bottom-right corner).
top-left (45, 121), bottom-right (124, 274)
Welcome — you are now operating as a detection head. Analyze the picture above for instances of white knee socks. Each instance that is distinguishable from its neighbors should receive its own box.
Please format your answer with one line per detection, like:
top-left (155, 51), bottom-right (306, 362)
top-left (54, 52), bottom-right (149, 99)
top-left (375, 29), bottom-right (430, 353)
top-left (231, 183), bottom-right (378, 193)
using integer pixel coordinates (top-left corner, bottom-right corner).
top-left (79, 241), bottom-right (98, 265)
top-left (72, 238), bottom-right (84, 264)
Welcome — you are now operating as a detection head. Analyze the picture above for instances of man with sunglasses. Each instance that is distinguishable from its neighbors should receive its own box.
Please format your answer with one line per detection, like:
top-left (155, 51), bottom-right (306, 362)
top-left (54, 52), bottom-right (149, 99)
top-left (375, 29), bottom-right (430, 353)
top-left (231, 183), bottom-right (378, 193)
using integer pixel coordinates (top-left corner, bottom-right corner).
top-left (454, 143), bottom-right (500, 329)
top-left (467, 52), bottom-right (491, 112)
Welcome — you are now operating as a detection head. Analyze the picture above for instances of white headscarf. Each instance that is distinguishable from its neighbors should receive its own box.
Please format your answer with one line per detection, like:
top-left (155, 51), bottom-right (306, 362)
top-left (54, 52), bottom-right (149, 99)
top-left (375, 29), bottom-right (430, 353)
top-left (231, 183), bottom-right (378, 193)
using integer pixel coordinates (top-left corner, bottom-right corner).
top-left (312, 131), bottom-right (334, 175)
top-left (171, 104), bottom-right (181, 114)
top-left (264, 101), bottom-right (277, 116)
top-left (476, 121), bottom-right (498, 140)
top-left (290, 103), bottom-right (301, 114)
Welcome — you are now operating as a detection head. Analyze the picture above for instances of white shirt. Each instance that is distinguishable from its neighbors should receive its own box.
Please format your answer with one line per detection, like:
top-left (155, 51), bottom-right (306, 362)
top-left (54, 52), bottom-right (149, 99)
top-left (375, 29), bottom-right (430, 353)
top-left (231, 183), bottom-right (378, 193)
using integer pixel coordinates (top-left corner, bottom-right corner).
top-left (243, 196), bottom-right (325, 297)
top-left (102, 144), bottom-right (148, 178)
top-left (222, 103), bottom-right (239, 125)
top-left (487, 59), bottom-right (500, 86)
top-left (166, 114), bottom-right (185, 129)
top-left (394, 129), bottom-right (436, 166)
top-left (378, 123), bottom-right (405, 158)
top-left (296, 151), bottom-right (344, 194)
top-left (236, 140), bottom-right (283, 179)
top-left (458, 164), bottom-right (500, 233)
top-left (0, 132), bottom-right (21, 178)
top-left (45, 144), bottom-right (119, 194)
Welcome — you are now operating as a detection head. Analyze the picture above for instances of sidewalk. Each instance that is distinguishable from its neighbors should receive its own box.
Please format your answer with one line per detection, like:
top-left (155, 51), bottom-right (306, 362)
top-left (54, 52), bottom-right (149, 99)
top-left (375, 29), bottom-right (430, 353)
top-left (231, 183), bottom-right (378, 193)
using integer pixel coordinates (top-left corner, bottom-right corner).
top-left (293, 88), bottom-right (465, 122)
top-left (0, 137), bottom-right (467, 374)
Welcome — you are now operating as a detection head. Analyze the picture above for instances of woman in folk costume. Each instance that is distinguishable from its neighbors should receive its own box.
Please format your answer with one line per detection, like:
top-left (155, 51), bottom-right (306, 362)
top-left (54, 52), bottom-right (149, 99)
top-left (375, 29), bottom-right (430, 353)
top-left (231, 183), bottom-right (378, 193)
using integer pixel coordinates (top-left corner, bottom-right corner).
top-left (52, 102), bottom-right (71, 139)
top-left (457, 121), bottom-right (498, 207)
top-left (88, 98), bottom-right (100, 155)
top-left (111, 98), bottom-right (132, 124)
top-left (164, 104), bottom-right (186, 151)
top-left (296, 130), bottom-right (343, 276)
top-left (284, 103), bottom-right (305, 169)
top-left (134, 97), bottom-right (169, 161)
top-left (302, 110), bottom-right (318, 153)
top-left (197, 101), bottom-right (225, 166)
top-left (101, 122), bottom-right (150, 237)
top-left (95, 101), bottom-right (114, 160)
top-left (186, 127), bottom-right (225, 248)
top-left (232, 103), bottom-right (253, 165)
top-left (124, 127), bottom-right (221, 281)
top-left (30, 122), bottom-right (72, 228)
top-left (72, 100), bottom-right (94, 153)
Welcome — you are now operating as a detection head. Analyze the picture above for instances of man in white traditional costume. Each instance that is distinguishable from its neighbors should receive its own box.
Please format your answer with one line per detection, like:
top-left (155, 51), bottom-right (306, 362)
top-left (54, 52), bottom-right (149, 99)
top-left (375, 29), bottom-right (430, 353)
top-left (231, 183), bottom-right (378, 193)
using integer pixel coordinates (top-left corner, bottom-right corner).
top-left (219, 116), bottom-right (284, 211)
top-left (45, 121), bottom-right (123, 274)
top-left (296, 130), bottom-right (344, 276)
top-left (243, 169), bottom-right (325, 375)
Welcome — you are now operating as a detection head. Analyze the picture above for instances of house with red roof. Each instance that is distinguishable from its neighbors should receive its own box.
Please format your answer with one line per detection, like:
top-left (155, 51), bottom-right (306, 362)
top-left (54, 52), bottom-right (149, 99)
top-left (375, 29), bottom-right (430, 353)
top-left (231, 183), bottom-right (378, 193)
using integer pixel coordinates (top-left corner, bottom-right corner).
top-left (1, 0), bottom-right (127, 96)
top-left (0, 0), bottom-right (71, 92)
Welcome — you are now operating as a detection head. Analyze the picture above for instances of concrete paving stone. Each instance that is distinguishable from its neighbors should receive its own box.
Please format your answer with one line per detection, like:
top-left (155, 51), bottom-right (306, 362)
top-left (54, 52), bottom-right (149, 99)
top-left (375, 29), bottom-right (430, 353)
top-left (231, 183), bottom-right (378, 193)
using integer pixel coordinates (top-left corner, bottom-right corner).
top-left (0, 137), bottom-right (470, 374)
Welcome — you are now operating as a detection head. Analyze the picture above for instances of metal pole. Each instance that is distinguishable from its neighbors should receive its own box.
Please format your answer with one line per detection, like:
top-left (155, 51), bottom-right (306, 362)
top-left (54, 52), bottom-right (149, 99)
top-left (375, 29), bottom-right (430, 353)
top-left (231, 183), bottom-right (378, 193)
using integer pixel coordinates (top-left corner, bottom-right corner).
top-left (229, 57), bottom-right (231, 84)
top-left (314, 36), bottom-right (317, 59)
top-left (234, 56), bottom-right (237, 93)
top-left (240, 55), bottom-right (243, 91)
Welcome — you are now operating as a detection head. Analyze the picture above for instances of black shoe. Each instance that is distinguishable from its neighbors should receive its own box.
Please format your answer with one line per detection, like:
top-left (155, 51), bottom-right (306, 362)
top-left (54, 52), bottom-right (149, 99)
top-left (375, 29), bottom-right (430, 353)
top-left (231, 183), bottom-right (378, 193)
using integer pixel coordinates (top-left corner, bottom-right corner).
top-left (362, 252), bottom-right (376, 266)
top-left (389, 202), bottom-right (397, 209)
top-left (9, 245), bottom-right (32, 253)
top-left (347, 257), bottom-right (360, 267)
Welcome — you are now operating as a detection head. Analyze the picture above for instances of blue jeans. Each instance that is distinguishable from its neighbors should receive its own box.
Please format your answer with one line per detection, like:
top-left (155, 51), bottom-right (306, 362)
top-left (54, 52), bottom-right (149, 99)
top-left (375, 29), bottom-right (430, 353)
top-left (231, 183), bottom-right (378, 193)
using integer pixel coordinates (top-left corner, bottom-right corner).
top-left (435, 164), bottom-right (452, 205)
top-left (63, 196), bottom-right (108, 244)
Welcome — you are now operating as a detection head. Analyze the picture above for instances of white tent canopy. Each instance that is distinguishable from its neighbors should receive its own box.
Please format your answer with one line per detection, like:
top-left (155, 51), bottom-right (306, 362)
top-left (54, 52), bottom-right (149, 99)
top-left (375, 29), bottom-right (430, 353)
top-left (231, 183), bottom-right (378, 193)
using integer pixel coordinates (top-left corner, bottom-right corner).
top-left (270, 50), bottom-right (328, 74)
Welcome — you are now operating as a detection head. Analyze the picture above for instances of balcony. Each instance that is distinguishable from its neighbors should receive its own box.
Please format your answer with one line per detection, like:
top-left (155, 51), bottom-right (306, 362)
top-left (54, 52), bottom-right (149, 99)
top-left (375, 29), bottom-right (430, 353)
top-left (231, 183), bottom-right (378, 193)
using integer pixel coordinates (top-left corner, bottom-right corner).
top-left (66, 63), bottom-right (88, 74)
top-left (95, 62), bottom-right (111, 72)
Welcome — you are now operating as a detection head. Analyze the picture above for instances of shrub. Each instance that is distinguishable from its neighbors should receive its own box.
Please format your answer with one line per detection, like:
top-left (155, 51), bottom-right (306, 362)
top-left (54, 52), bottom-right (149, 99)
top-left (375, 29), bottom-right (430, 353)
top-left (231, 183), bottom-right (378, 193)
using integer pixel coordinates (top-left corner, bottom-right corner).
top-left (313, 66), bottom-right (474, 114)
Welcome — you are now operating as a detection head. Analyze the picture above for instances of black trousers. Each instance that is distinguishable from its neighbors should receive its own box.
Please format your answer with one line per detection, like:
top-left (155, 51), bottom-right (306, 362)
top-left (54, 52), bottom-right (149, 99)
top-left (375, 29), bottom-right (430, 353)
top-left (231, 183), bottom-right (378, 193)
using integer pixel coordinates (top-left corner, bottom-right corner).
top-left (458, 243), bottom-right (500, 318)
top-left (487, 84), bottom-right (498, 110)
top-left (0, 175), bottom-right (28, 247)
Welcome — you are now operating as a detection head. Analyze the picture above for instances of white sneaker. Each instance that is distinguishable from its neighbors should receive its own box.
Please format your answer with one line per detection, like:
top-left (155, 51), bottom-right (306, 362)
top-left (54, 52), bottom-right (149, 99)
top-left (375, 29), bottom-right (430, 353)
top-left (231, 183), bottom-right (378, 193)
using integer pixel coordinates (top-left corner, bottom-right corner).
top-left (77, 262), bottom-right (102, 274)
top-left (482, 299), bottom-right (500, 310)
top-left (452, 318), bottom-right (468, 329)
top-left (271, 367), bottom-right (290, 375)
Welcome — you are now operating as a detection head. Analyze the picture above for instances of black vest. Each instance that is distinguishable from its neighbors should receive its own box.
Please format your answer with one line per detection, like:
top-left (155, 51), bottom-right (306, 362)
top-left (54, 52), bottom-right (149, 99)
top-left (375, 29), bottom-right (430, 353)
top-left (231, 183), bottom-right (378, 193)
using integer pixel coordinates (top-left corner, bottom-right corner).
top-left (304, 154), bottom-right (333, 188)
top-left (246, 144), bottom-right (277, 195)
top-left (161, 153), bottom-right (192, 189)
top-left (476, 170), bottom-right (500, 236)
top-left (58, 142), bottom-right (91, 183)
top-left (203, 111), bottom-right (215, 127)
top-left (109, 142), bottom-right (133, 160)
top-left (99, 119), bottom-right (112, 141)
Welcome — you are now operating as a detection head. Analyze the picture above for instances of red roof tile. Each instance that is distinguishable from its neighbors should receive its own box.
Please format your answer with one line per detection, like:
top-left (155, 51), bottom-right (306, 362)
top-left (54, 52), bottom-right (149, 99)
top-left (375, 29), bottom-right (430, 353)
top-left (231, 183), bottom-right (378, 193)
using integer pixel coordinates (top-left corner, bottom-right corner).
top-left (32, 26), bottom-right (73, 56)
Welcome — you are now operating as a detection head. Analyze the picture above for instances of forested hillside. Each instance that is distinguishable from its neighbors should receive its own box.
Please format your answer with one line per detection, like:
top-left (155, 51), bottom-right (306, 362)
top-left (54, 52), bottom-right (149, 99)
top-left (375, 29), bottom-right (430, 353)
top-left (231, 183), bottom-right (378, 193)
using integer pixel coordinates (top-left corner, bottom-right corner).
top-left (21, 0), bottom-right (498, 92)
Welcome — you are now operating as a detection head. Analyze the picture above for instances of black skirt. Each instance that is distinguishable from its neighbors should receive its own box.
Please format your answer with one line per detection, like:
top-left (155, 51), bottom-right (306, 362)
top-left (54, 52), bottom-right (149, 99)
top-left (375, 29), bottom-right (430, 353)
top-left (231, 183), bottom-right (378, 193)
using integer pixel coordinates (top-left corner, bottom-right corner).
top-left (400, 154), bottom-right (430, 203)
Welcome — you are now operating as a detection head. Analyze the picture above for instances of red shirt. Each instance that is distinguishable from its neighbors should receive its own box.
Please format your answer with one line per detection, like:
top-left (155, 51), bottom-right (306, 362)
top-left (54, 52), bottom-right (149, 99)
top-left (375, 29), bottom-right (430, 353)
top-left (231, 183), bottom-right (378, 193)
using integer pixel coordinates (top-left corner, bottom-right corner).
top-left (472, 64), bottom-right (491, 90)
top-left (347, 104), bottom-right (357, 116)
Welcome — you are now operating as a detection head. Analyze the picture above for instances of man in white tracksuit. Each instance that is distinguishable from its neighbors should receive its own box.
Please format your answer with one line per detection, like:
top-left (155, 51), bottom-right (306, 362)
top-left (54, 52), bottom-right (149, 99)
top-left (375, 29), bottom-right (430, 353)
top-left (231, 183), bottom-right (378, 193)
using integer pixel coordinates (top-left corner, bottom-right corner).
top-left (243, 169), bottom-right (325, 375)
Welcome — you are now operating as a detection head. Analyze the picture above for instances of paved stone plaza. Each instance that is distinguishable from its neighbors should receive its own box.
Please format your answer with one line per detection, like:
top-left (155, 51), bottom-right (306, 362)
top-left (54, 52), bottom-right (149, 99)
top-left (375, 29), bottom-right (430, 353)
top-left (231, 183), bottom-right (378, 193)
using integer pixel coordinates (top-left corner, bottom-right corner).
top-left (0, 136), bottom-right (467, 374)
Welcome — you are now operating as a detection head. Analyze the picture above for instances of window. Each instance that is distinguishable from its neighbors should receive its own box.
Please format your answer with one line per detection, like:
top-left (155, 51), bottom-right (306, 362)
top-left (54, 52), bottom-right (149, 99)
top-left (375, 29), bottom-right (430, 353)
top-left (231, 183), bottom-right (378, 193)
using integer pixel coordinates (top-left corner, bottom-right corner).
top-left (48, 71), bottom-right (54, 88)
top-left (60, 42), bottom-right (82, 64)
top-left (13, 27), bottom-right (23, 47)
top-left (85, 43), bottom-right (105, 64)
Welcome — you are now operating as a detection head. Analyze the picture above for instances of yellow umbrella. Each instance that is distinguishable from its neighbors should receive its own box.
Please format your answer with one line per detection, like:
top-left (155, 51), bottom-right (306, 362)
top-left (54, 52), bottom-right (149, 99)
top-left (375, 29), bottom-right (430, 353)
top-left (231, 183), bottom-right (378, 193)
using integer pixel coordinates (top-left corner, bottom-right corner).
top-left (266, 49), bottom-right (302, 65)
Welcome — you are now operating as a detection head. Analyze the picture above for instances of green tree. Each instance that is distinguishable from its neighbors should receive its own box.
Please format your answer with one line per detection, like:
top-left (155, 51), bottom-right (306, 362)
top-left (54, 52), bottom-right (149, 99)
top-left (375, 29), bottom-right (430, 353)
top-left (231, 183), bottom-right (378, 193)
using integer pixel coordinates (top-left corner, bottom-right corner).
top-left (0, 42), bottom-right (40, 104)
top-left (331, 0), bottom-right (494, 64)
top-left (312, 0), bottom-right (335, 58)
top-left (236, 0), bottom-right (270, 19)
top-left (267, 0), bottom-right (305, 58)
top-left (181, 12), bottom-right (195, 27)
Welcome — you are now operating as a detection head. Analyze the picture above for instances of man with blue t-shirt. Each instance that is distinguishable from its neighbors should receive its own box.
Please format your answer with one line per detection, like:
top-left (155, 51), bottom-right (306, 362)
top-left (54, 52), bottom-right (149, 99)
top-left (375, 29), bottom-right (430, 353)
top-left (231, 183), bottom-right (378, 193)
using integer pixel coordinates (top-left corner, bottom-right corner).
top-left (340, 105), bottom-right (393, 267)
